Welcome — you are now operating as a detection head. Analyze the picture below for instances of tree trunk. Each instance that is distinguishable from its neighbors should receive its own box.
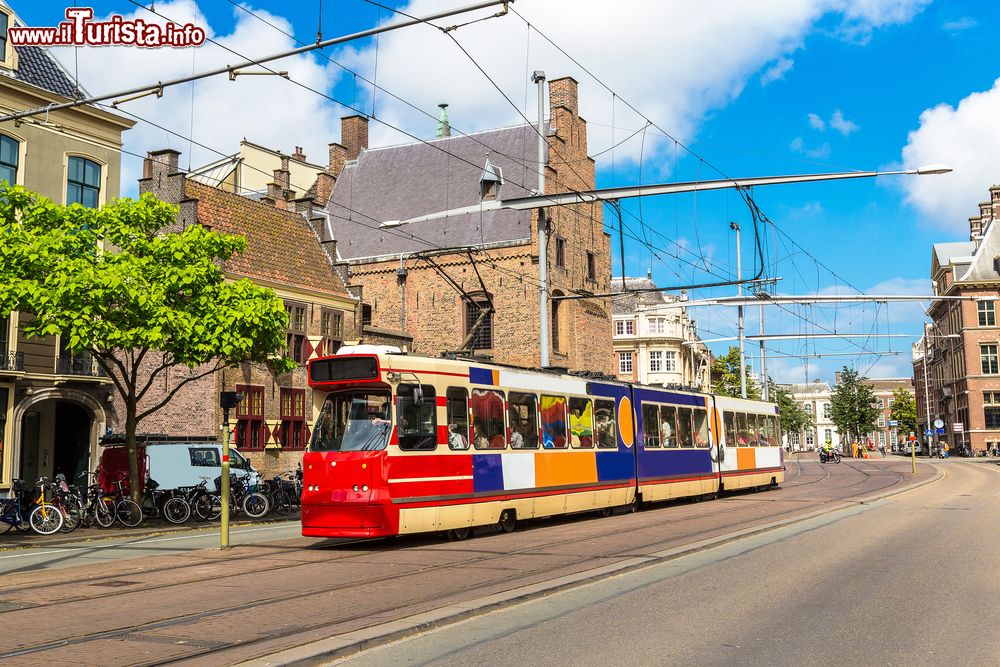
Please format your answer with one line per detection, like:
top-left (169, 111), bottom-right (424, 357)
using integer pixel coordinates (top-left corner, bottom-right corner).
top-left (126, 402), bottom-right (141, 504)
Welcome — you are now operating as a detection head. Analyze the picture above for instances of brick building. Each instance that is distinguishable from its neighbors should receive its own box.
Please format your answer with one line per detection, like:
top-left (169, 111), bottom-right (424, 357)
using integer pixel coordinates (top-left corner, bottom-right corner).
top-left (611, 276), bottom-right (710, 388)
top-left (316, 77), bottom-right (614, 373)
top-left (918, 184), bottom-right (1000, 455)
top-left (865, 377), bottom-right (913, 451)
top-left (0, 1), bottom-right (135, 489)
top-left (132, 149), bottom-right (360, 476)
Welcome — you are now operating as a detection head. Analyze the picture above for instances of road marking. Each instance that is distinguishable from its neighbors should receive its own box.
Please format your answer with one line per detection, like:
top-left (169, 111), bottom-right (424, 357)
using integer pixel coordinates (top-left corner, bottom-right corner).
top-left (0, 522), bottom-right (299, 560)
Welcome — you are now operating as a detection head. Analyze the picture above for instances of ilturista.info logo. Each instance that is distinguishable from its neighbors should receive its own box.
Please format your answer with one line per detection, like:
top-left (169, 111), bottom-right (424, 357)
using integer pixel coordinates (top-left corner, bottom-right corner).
top-left (8, 7), bottom-right (206, 48)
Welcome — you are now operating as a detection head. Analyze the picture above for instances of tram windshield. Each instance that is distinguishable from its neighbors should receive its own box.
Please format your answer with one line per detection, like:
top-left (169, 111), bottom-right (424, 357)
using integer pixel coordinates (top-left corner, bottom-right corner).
top-left (310, 391), bottom-right (392, 451)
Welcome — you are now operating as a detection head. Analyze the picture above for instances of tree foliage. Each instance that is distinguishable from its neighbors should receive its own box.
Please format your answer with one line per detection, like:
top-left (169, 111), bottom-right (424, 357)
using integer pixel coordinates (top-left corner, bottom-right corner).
top-left (767, 379), bottom-right (811, 443)
top-left (829, 367), bottom-right (880, 444)
top-left (0, 186), bottom-right (296, 499)
top-left (889, 387), bottom-right (918, 439)
top-left (710, 346), bottom-right (760, 399)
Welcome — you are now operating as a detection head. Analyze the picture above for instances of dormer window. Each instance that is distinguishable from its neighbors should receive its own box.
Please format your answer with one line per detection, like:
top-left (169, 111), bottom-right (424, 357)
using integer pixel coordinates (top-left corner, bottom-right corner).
top-left (480, 158), bottom-right (503, 201)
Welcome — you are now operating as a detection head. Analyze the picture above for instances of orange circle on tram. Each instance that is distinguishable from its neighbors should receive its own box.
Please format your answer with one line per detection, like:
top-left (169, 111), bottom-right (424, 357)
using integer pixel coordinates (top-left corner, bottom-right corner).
top-left (618, 396), bottom-right (634, 448)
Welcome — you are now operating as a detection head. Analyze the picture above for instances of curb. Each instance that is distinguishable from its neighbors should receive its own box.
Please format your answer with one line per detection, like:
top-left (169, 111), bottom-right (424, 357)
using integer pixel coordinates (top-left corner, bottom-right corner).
top-left (241, 466), bottom-right (943, 667)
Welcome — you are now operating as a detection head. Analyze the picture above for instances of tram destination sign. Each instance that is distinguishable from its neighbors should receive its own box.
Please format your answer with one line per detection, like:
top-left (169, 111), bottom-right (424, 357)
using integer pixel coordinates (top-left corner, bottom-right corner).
top-left (309, 356), bottom-right (379, 383)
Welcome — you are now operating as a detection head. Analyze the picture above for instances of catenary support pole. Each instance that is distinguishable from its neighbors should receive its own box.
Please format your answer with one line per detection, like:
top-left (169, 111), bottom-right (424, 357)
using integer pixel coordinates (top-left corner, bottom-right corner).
top-left (731, 222), bottom-right (746, 399)
top-left (533, 70), bottom-right (548, 368)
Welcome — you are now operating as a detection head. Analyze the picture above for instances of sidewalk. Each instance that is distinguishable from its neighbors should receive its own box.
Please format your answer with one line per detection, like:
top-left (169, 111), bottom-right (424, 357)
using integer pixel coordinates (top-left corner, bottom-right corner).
top-left (0, 511), bottom-right (299, 550)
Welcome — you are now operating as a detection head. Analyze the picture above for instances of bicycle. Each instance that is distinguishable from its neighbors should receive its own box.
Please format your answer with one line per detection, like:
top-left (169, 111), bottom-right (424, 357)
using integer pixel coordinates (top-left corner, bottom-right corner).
top-left (26, 478), bottom-right (64, 535)
top-left (51, 474), bottom-right (83, 533)
top-left (139, 478), bottom-right (191, 524)
top-left (109, 474), bottom-right (143, 528)
top-left (0, 479), bottom-right (31, 534)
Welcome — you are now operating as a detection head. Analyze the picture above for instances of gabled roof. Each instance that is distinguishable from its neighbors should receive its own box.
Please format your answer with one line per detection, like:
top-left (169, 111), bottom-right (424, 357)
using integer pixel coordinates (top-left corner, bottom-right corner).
top-left (185, 180), bottom-right (351, 298)
top-left (959, 217), bottom-right (1000, 282)
top-left (932, 241), bottom-right (975, 271)
top-left (325, 124), bottom-right (538, 261)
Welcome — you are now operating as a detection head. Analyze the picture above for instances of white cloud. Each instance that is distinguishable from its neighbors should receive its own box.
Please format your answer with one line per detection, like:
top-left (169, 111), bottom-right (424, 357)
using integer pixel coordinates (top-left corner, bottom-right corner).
top-left (807, 142), bottom-right (832, 159)
top-left (829, 109), bottom-right (860, 135)
top-left (790, 137), bottom-right (805, 152)
top-left (760, 57), bottom-right (794, 86)
top-left (942, 17), bottom-right (977, 33)
top-left (900, 77), bottom-right (1000, 231)
top-left (808, 112), bottom-right (826, 131)
top-left (51, 0), bottom-right (346, 197)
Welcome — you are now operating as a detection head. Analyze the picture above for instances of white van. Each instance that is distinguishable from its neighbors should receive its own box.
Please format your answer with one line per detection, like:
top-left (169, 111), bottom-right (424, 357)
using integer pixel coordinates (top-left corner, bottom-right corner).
top-left (98, 436), bottom-right (258, 493)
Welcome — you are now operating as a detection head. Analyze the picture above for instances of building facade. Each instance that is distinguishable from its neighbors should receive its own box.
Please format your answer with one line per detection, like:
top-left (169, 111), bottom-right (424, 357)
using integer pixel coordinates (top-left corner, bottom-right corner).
top-left (317, 77), bottom-right (614, 374)
top-left (783, 381), bottom-right (839, 451)
top-left (135, 149), bottom-right (360, 476)
top-left (865, 378), bottom-right (913, 451)
top-left (918, 184), bottom-right (1000, 455)
top-left (0, 2), bottom-right (135, 488)
top-left (611, 277), bottom-right (710, 388)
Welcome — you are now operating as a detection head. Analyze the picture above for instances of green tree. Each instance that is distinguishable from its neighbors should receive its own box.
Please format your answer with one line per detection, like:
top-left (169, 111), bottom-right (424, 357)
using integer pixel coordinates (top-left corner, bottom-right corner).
top-left (829, 367), bottom-right (880, 445)
top-left (0, 185), bottom-right (295, 501)
top-left (710, 346), bottom-right (760, 399)
top-left (889, 387), bottom-right (918, 441)
top-left (767, 379), bottom-right (811, 445)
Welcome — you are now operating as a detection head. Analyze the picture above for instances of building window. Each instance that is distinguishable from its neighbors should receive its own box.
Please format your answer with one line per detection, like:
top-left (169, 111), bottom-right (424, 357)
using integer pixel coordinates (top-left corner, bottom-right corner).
top-left (982, 344), bottom-right (999, 375)
top-left (664, 351), bottom-right (677, 372)
top-left (980, 301), bottom-right (996, 327)
top-left (878, 415), bottom-right (885, 427)
top-left (0, 12), bottom-right (8, 61)
top-left (790, 432), bottom-right (800, 446)
top-left (649, 351), bottom-right (662, 372)
top-left (804, 403), bottom-right (813, 414)
top-left (466, 296), bottom-right (493, 349)
top-left (235, 385), bottom-right (264, 449)
top-left (0, 315), bottom-right (8, 355)
top-left (361, 304), bottom-right (372, 326)
top-left (279, 388), bottom-right (307, 449)
top-left (551, 299), bottom-right (561, 351)
top-left (615, 320), bottom-right (634, 336)
top-left (878, 431), bottom-right (886, 445)
top-left (0, 135), bottom-right (17, 185)
top-left (649, 318), bottom-right (667, 335)
top-left (618, 352), bottom-right (633, 375)
top-left (556, 237), bottom-right (566, 268)
top-left (824, 428), bottom-right (832, 443)
top-left (805, 430), bottom-right (814, 446)
top-left (285, 302), bottom-right (307, 363)
top-left (586, 251), bottom-right (596, 281)
top-left (66, 156), bottom-right (101, 208)
top-left (320, 308), bottom-right (343, 355)
top-left (823, 403), bottom-right (831, 419)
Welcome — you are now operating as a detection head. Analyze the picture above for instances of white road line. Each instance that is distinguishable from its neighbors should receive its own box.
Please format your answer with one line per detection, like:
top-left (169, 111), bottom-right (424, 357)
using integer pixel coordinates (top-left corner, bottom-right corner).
top-left (0, 522), bottom-right (300, 560)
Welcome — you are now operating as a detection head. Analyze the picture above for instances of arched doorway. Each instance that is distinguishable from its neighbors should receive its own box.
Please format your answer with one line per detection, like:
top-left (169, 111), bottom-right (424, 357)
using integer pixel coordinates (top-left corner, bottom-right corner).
top-left (13, 389), bottom-right (106, 485)
top-left (54, 401), bottom-right (91, 481)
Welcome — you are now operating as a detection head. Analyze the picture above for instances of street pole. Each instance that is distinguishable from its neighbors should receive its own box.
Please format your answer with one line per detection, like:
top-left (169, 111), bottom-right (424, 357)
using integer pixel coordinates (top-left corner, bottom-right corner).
top-left (760, 303), bottom-right (767, 401)
top-left (731, 222), bottom-right (746, 399)
top-left (219, 391), bottom-right (245, 550)
top-left (533, 70), bottom-right (548, 368)
top-left (920, 327), bottom-right (932, 471)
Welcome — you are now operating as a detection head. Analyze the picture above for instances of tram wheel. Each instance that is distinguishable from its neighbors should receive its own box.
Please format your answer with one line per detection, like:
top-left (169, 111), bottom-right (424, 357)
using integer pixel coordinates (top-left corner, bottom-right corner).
top-left (625, 496), bottom-right (640, 513)
top-left (498, 510), bottom-right (516, 533)
top-left (447, 526), bottom-right (472, 540)
top-left (597, 507), bottom-right (612, 517)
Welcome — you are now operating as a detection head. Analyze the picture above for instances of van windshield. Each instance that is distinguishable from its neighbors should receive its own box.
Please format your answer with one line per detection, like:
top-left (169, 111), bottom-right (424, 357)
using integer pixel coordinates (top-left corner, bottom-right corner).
top-left (310, 391), bottom-right (392, 452)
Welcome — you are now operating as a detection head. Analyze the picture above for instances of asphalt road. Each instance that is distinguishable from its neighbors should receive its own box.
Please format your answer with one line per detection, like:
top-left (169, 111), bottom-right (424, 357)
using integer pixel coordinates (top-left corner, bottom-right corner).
top-left (334, 460), bottom-right (1000, 667)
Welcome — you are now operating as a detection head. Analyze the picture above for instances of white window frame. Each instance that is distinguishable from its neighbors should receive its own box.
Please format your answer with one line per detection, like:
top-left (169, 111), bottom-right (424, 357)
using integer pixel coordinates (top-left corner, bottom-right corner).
top-left (980, 300), bottom-right (996, 327)
top-left (618, 352), bottom-right (633, 375)
top-left (824, 428), bottom-right (832, 443)
top-left (664, 350), bottom-right (677, 372)
top-left (649, 350), bottom-right (662, 372)
top-left (805, 430), bottom-right (815, 446)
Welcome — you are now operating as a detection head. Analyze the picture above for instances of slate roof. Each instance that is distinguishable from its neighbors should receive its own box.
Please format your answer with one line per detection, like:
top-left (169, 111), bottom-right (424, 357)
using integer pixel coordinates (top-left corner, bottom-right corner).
top-left (611, 277), bottom-right (676, 314)
top-left (185, 180), bottom-right (351, 297)
top-left (933, 241), bottom-right (975, 267)
top-left (325, 124), bottom-right (538, 261)
top-left (10, 45), bottom-right (84, 99)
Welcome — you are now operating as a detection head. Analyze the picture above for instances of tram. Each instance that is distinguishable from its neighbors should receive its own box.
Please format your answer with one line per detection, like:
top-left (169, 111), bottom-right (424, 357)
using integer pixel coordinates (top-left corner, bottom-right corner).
top-left (300, 351), bottom-right (783, 538)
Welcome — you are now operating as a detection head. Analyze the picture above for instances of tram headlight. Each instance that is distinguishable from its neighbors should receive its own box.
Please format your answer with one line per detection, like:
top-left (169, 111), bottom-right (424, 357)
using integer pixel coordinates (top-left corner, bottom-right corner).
top-left (362, 485), bottom-right (369, 492)
top-left (353, 484), bottom-right (359, 492)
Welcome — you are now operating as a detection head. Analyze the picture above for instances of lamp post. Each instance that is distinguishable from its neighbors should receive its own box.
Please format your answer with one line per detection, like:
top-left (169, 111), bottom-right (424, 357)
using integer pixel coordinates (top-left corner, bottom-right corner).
top-left (919, 327), bottom-right (961, 472)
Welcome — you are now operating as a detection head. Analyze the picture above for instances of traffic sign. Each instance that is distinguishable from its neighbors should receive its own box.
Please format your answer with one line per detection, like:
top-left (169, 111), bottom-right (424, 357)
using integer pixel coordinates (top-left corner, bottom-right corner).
top-left (934, 418), bottom-right (945, 429)
top-left (888, 419), bottom-right (899, 427)
top-left (925, 429), bottom-right (933, 437)
top-left (953, 422), bottom-right (964, 432)
top-left (936, 428), bottom-right (945, 435)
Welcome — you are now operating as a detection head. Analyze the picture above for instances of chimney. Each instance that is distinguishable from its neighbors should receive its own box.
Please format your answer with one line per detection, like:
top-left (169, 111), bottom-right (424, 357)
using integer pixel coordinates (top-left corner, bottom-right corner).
top-left (138, 149), bottom-right (197, 231)
top-left (548, 76), bottom-right (579, 117)
top-left (314, 171), bottom-right (336, 206)
top-left (328, 142), bottom-right (348, 178)
top-left (341, 115), bottom-right (369, 162)
top-left (436, 103), bottom-right (451, 138)
top-left (292, 146), bottom-right (306, 162)
top-left (835, 371), bottom-right (841, 385)
top-left (266, 156), bottom-right (293, 210)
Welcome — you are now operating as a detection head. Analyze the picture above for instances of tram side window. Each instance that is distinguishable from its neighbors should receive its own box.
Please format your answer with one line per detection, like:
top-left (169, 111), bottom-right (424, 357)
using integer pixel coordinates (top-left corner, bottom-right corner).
top-left (723, 411), bottom-right (737, 447)
top-left (767, 415), bottom-right (778, 446)
top-left (754, 414), bottom-right (766, 446)
top-left (677, 407), bottom-right (694, 447)
top-left (471, 389), bottom-right (507, 449)
top-left (642, 403), bottom-right (661, 448)
top-left (660, 405), bottom-right (677, 448)
top-left (595, 399), bottom-right (617, 449)
top-left (569, 397), bottom-right (594, 448)
top-left (693, 408), bottom-right (710, 447)
top-left (736, 413), bottom-right (749, 446)
top-left (773, 416), bottom-right (782, 446)
top-left (446, 387), bottom-right (469, 450)
top-left (396, 384), bottom-right (437, 451)
top-left (747, 414), bottom-right (760, 446)
top-left (509, 392), bottom-right (539, 449)
top-left (541, 395), bottom-right (568, 448)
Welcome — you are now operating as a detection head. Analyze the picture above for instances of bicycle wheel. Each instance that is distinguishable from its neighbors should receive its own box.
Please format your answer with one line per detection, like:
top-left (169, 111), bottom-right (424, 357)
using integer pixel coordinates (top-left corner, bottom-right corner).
top-left (241, 492), bottom-right (270, 519)
top-left (162, 497), bottom-right (191, 524)
top-left (58, 500), bottom-right (82, 533)
top-left (272, 491), bottom-right (292, 515)
top-left (116, 499), bottom-right (143, 527)
top-left (29, 503), bottom-right (64, 535)
top-left (193, 494), bottom-right (222, 521)
top-left (94, 497), bottom-right (116, 528)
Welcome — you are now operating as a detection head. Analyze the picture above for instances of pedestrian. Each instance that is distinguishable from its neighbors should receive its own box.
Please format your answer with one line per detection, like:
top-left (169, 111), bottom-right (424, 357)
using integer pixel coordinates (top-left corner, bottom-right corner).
top-left (879, 441), bottom-right (886, 457)
top-left (851, 441), bottom-right (859, 458)
top-left (943, 441), bottom-right (949, 459)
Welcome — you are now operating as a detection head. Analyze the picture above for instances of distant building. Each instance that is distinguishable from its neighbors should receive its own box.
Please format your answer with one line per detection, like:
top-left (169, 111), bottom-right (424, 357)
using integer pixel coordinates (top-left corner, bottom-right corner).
top-left (0, 1), bottom-right (135, 490)
top-left (611, 277), bottom-right (710, 389)
top-left (919, 184), bottom-right (1000, 455)
top-left (865, 378), bottom-right (914, 450)
top-left (188, 139), bottom-right (325, 199)
top-left (783, 381), bottom-right (838, 451)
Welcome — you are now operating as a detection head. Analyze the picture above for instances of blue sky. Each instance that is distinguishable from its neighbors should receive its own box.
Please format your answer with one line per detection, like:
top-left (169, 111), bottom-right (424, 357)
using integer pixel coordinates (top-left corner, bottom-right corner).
top-left (16, 1), bottom-right (1000, 384)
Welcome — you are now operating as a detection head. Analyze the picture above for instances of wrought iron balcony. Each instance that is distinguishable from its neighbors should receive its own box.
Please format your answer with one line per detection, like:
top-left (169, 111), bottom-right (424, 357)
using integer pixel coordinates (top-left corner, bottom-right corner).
top-left (57, 353), bottom-right (106, 377)
top-left (0, 351), bottom-right (23, 371)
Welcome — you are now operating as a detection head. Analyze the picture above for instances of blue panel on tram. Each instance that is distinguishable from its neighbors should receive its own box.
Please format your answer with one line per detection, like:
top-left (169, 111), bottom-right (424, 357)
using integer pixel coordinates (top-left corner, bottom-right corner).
top-left (469, 367), bottom-right (495, 386)
top-left (472, 454), bottom-right (504, 493)
top-left (596, 451), bottom-right (635, 482)
top-left (637, 448), bottom-right (713, 479)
